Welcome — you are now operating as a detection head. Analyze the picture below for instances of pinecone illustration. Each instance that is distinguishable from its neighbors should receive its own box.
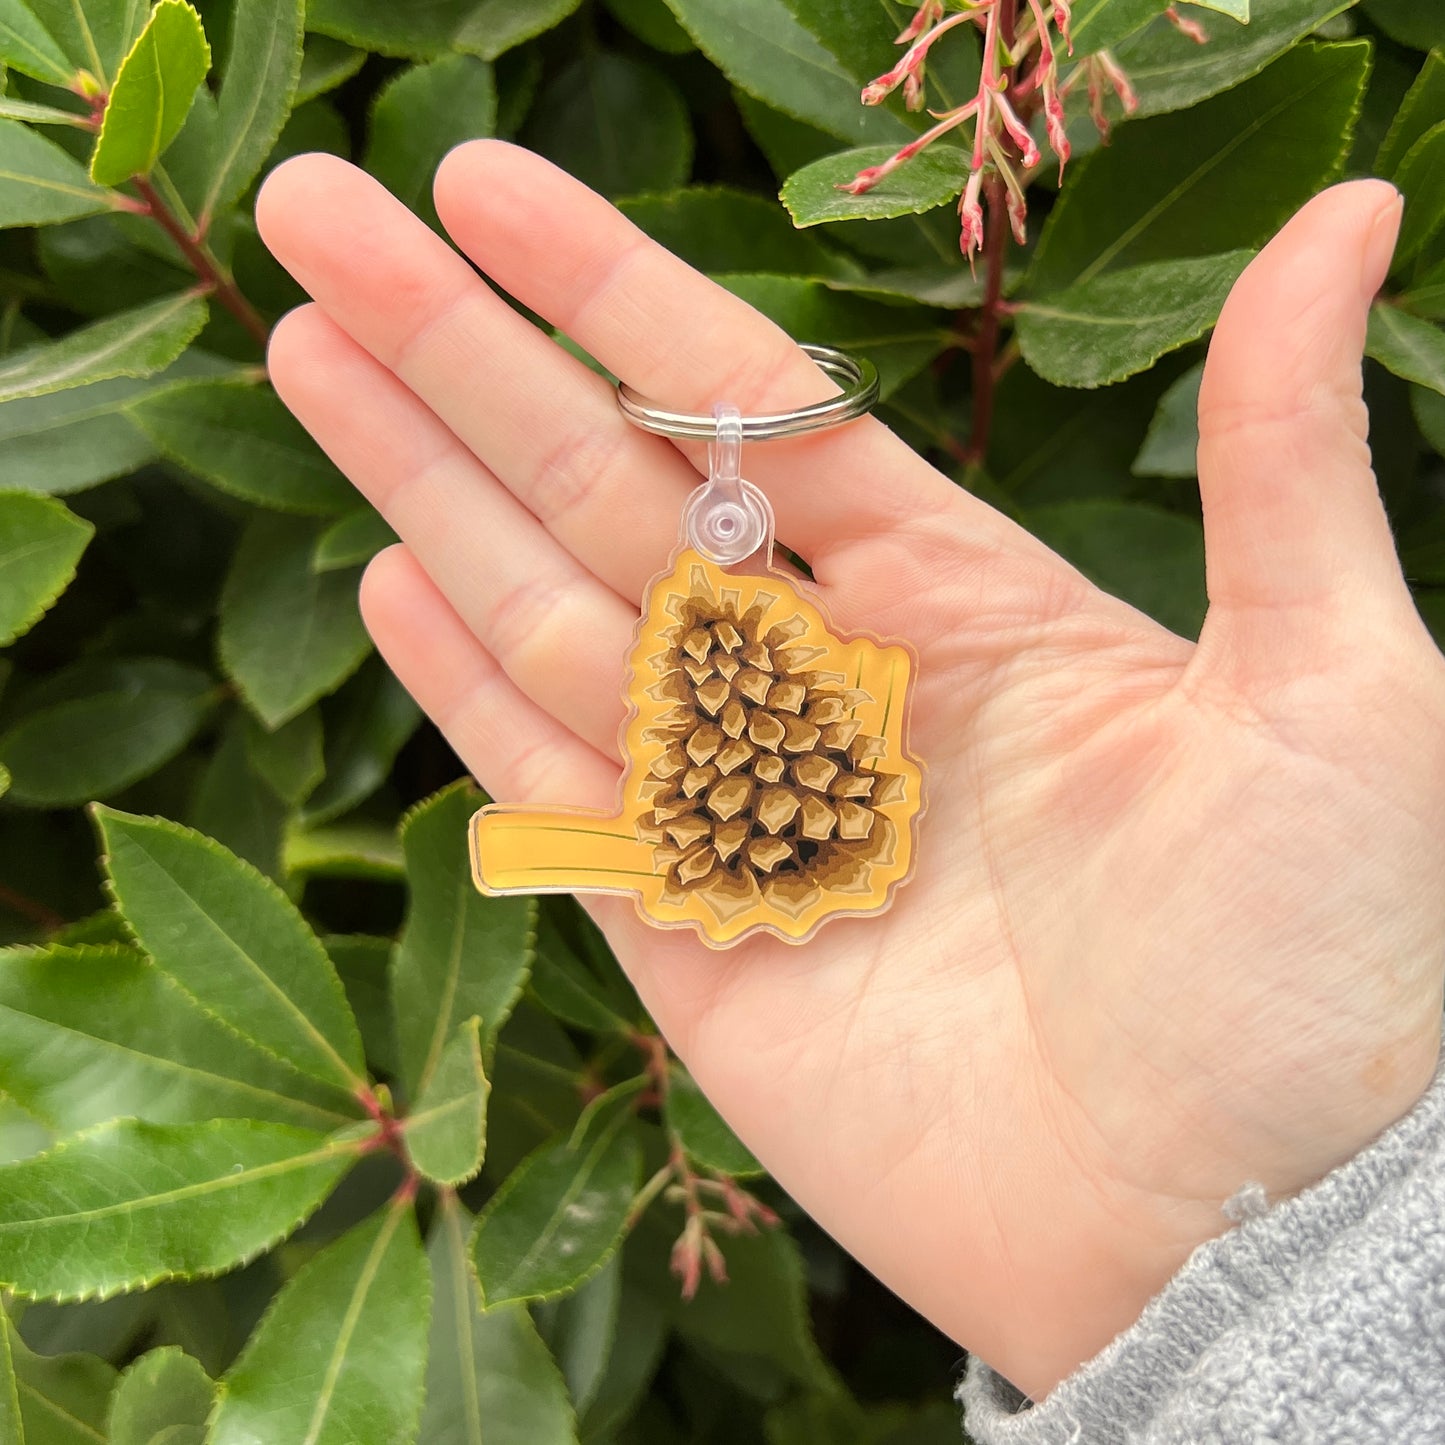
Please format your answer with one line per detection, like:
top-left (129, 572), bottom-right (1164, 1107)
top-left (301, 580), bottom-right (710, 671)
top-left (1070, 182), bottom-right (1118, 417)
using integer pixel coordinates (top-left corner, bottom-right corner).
top-left (470, 553), bottom-right (922, 947)
top-left (638, 569), bottom-right (908, 925)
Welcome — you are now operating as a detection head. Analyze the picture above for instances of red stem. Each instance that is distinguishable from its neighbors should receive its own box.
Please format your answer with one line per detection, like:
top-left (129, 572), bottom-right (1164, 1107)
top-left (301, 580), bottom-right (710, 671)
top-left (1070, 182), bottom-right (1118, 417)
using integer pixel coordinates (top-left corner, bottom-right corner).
top-left (0, 884), bottom-right (65, 931)
top-left (130, 174), bottom-right (269, 348)
top-left (964, 0), bottom-right (1020, 467)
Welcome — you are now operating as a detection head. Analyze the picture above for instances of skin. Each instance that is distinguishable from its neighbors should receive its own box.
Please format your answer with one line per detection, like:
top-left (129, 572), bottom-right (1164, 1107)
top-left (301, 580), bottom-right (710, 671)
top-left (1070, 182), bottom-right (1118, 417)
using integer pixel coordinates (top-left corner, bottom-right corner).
top-left (256, 144), bottom-right (1445, 1402)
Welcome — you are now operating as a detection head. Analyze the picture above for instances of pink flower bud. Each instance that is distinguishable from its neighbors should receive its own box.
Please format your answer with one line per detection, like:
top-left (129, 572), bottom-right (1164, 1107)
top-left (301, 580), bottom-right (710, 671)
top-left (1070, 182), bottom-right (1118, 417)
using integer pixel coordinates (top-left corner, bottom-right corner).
top-left (839, 163), bottom-right (891, 194)
top-left (1053, 0), bottom-right (1074, 53)
top-left (1165, 5), bottom-right (1208, 43)
top-left (995, 89), bottom-right (1040, 169)
top-left (959, 169), bottom-right (986, 265)
top-left (895, 0), bottom-right (946, 45)
top-left (1005, 186), bottom-right (1028, 244)
top-left (862, 70), bottom-right (904, 105)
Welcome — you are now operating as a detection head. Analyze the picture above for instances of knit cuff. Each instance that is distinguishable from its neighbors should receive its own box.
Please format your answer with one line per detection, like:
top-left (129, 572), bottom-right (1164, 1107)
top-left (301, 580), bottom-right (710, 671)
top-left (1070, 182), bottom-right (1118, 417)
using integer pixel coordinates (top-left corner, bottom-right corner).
top-left (956, 1034), bottom-right (1445, 1445)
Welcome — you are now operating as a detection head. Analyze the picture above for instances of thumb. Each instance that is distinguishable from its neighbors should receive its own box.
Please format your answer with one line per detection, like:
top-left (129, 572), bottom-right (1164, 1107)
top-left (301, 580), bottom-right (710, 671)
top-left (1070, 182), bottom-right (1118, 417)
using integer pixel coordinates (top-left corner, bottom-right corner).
top-left (1193, 179), bottom-right (1411, 663)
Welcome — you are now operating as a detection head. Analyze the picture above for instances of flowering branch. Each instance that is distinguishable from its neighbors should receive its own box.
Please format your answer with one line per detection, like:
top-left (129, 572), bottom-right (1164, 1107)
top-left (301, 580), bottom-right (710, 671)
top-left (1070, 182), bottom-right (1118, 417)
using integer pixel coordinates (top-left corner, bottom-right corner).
top-left (624, 1030), bottom-right (779, 1299)
top-left (837, 0), bottom-right (1197, 462)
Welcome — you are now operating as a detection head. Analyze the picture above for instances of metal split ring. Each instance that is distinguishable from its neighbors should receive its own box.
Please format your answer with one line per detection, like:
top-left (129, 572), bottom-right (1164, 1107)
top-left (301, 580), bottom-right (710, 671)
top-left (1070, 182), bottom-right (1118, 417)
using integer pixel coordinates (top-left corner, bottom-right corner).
top-left (616, 344), bottom-right (879, 441)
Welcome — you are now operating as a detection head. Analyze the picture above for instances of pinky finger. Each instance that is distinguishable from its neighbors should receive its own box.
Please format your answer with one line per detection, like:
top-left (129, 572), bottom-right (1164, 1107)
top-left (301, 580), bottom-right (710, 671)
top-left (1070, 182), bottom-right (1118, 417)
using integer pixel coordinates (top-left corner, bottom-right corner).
top-left (359, 545), bottom-right (621, 810)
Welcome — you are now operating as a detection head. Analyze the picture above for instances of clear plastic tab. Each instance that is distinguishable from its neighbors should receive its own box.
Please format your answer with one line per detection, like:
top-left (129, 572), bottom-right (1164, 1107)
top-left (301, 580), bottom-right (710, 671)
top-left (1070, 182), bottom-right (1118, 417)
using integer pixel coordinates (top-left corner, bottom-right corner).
top-left (683, 402), bottom-right (772, 565)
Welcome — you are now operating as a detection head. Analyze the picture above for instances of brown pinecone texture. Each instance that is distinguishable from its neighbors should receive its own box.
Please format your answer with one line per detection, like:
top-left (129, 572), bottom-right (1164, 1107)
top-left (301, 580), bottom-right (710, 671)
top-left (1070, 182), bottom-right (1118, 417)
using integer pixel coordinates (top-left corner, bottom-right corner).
top-left (636, 579), bottom-right (905, 925)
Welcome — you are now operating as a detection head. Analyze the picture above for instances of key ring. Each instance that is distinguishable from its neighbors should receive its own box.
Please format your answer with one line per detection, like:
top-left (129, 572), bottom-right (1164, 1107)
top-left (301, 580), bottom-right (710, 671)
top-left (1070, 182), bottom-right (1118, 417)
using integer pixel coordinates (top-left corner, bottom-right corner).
top-left (615, 343), bottom-right (880, 441)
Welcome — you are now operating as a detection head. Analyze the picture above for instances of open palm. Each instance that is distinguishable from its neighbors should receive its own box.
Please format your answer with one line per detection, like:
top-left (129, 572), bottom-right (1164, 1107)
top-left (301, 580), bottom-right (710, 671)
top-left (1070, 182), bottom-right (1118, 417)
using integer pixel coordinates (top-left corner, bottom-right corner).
top-left (257, 146), bottom-right (1445, 1401)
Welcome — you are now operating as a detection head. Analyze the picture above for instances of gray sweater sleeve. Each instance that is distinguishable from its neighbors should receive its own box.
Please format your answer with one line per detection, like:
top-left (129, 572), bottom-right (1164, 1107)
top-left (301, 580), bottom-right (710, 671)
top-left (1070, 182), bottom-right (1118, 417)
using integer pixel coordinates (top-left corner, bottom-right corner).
top-left (956, 1037), bottom-right (1445, 1444)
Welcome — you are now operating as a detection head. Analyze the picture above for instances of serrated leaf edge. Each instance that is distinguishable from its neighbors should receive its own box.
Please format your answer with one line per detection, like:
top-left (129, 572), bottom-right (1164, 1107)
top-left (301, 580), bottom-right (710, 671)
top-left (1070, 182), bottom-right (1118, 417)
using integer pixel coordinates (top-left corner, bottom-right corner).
top-left (91, 804), bottom-right (368, 1093)
top-left (0, 1117), bottom-right (364, 1304)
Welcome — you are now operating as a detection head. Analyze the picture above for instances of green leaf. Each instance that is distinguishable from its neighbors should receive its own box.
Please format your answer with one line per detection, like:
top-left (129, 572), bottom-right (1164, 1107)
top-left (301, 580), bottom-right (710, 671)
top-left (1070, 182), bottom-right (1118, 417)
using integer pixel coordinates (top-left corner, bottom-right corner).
top-left (1133, 360), bottom-right (1203, 477)
top-left (89, 1), bottom-right (210, 186)
top-left (605, 0), bottom-right (694, 53)
top-left (661, 1226), bottom-right (832, 1390)
top-left (1103, 0), bottom-right (1352, 117)
top-left (666, 1067), bottom-right (764, 1177)
top-left (300, 659), bottom-right (420, 826)
top-left (0, 942), bottom-right (360, 1135)
top-left (0, 1118), bottom-right (358, 1300)
top-left (0, 348), bottom-right (241, 496)
top-left (1404, 254), bottom-right (1445, 321)
top-left (534, 1251), bottom-right (620, 1418)
top-left (423, 1193), bottom-right (578, 1445)
top-left (1413, 381), bottom-right (1445, 456)
top-left (392, 780), bottom-right (538, 1099)
top-left (0, 492), bottom-right (91, 646)
top-left (452, 0), bottom-right (584, 59)
top-left (0, 0), bottom-right (73, 86)
top-left (26, 0), bottom-right (150, 87)
top-left (472, 1123), bottom-right (641, 1307)
top-left (283, 819), bottom-right (404, 881)
top-left (529, 904), bottom-right (636, 1034)
top-left (1016, 251), bottom-right (1252, 390)
top-left (7, 1313), bottom-right (117, 1444)
top-left (0, 292), bottom-right (206, 405)
top-left (0, 1307), bottom-right (17, 1445)
top-left (108, 1346), bottom-right (213, 1445)
top-left (218, 512), bottom-right (373, 728)
top-left (1065, 0), bottom-right (1170, 58)
top-left (0, 119), bottom-right (114, 228)
top-left (617, 185), bottom-right (849, 276)
top-left (1025, 500), bottom-right (1207, 638)
top-left (95, 805), bottom-right (368, 1091)
top-left (1367, 303), bottom-right (1445, 394)
top-left (126, 378), bottom-right (358, 514)
top-left (312, 506), bottom-right (396, 573)
top-left (1377, 51), bottom-right (1445, 179)
top-left (0, 291), bottom-right (208, 410)
top-left (404, 1017), bottom-right (489, 1188)
top-left (0, 659), bottom-right (213, 806)
top-left (242, 706), bottom-right (324, 807)
top-left (325, 935), bottom-right (397, 1079)
top-left (0, 95), bottom-right (91, 126)
top-left (197, 0), bottom-right (303, 222)
top-left (297, 34), bottom-right (366, 104)
top-left (209, 1200), bottom-right (429, 1445)
top-left (365, 53), bottom-right (496, 229)
top-left (526, 50), bottom-right (691, 199)
top-left (781, 144), bottom-right (966, 227)
top-left (307, 0), bottom-right (581, 61)
top-left (1393, 122), bottom-right (1445, 269)
top-left (575, 1271), bottom-right (666, 1438)
top-left (1030, 41), bottom-right (1368, 293)
top-left (661, 0), bottom-right (910, 145)
top-left (713, 274), bottom-right (947, 398)
top-left (1363, 0), bottom-right (1445, 52)
top-left (189, 711), bottom-right (289, 881)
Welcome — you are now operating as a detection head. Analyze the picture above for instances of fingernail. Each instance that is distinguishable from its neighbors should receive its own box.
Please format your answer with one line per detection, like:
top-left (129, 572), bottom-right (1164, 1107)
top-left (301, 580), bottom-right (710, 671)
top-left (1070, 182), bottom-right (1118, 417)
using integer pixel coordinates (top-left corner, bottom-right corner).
top-left (1362, 187), bottom-right (1404, 301)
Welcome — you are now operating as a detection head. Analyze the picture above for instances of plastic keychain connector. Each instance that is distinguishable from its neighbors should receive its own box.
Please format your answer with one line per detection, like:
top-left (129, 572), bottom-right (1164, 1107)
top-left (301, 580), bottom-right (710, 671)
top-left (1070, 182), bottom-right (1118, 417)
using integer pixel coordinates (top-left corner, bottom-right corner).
top-left (683, 403), bottom-right (772, 565)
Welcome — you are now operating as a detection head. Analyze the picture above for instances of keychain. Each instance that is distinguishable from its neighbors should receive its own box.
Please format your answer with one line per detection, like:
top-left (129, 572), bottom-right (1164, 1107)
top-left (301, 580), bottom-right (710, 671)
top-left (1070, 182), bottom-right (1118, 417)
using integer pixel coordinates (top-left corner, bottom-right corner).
top-left (469, 345), bottom-right (924, 948)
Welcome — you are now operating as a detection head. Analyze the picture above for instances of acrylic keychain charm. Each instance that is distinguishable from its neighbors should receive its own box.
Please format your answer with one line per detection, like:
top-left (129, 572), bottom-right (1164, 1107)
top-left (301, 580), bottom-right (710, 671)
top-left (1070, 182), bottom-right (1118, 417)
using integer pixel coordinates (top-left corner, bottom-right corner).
top-left (469, 345), bottom-right (924, 948)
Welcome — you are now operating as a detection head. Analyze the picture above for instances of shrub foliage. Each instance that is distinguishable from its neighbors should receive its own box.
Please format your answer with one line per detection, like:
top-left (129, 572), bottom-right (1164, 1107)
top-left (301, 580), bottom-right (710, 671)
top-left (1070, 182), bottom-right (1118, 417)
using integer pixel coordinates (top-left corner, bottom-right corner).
top-left (0, 0), bottom-right (1442, 1441)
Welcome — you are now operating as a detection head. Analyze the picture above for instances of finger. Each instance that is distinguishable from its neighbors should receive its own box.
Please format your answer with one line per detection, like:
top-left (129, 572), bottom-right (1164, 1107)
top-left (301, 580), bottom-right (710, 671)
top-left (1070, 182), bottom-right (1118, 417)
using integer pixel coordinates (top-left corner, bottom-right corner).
top-left (1194, 180), bottom-right (1415, 655)
top-left (359, 544), bottom-right (620, 809)
top-left (267, 302), bottom-right (635, 757)
top-left (431, 140), bottom-right (1039, 579)
top-left (256, 152), bottom-right (715, 605)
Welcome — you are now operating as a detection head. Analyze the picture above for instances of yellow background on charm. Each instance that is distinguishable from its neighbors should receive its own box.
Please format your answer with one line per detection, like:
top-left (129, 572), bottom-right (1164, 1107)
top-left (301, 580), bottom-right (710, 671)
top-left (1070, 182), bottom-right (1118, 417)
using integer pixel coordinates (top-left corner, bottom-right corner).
top-left (470, 551), bottom-right (923, 946)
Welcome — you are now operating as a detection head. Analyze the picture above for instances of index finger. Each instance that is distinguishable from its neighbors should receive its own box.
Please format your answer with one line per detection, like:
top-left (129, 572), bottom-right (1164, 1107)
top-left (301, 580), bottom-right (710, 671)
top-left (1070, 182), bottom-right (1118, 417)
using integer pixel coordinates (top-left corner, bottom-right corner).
top-left (432, 140), bottom-right (1033, 578)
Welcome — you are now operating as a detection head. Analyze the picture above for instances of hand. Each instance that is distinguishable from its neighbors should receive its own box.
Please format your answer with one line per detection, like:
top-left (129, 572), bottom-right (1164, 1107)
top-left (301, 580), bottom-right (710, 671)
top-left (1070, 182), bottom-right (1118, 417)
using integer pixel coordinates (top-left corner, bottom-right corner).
top-left (256, 147), bottom-right (1445, 1402)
